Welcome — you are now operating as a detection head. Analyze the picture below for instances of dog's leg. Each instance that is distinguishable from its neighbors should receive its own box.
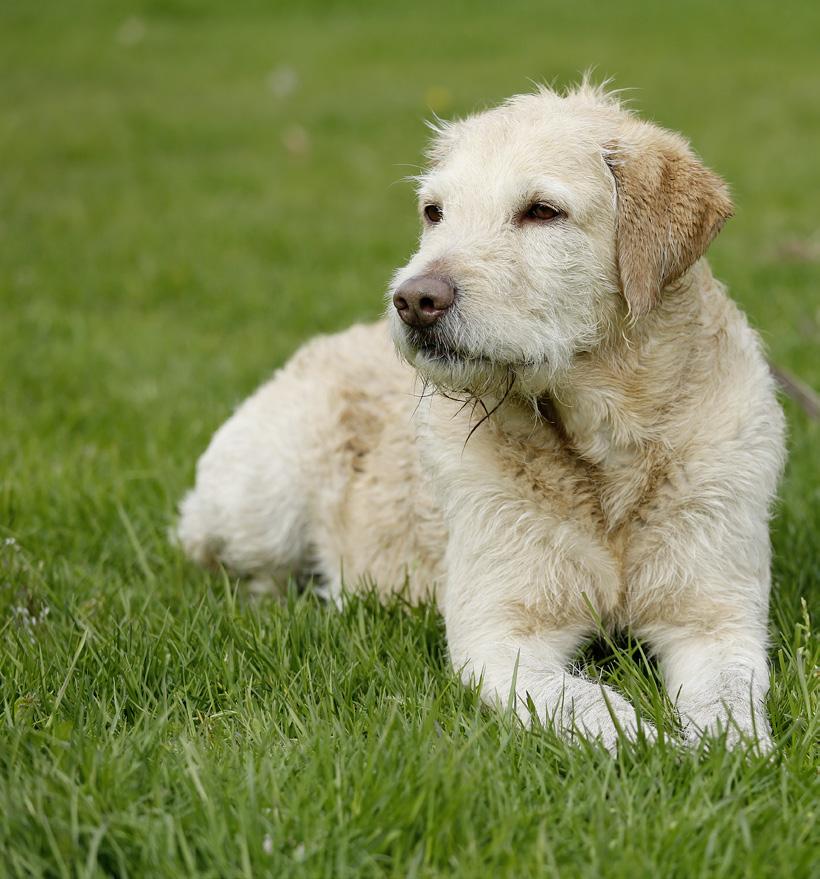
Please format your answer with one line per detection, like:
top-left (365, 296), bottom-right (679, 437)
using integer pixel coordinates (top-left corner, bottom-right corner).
top-left (627, 463), bottom-right (778, 750)
top-left (420, 397), bottom-right (653, 750)
top-left (444, 583), bottom-right (655, 751)
top-left (646, 623), bottom-right (772, 750)
top-left (176, 364), bottom-right (323, 586)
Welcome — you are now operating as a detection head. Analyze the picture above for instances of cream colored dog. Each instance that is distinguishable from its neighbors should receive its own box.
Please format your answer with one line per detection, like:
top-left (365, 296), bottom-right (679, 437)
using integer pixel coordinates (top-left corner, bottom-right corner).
top-left (177, 84), bottom-right (785, 751)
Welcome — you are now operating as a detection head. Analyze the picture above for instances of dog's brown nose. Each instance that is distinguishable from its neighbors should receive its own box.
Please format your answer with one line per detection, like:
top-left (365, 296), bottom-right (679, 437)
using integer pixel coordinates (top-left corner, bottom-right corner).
top-left (392, 275), bottom-right (455, 328)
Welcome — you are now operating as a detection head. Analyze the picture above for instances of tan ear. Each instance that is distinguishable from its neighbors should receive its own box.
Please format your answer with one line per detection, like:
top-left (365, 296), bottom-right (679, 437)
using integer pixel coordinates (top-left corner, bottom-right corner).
top-left (605, 122), bottom-right (733, 317)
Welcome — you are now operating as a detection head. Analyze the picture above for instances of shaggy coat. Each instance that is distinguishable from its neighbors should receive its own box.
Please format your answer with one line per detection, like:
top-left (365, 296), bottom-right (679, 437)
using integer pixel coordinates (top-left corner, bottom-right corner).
top-left (177, 85), bottom-right (785, 750)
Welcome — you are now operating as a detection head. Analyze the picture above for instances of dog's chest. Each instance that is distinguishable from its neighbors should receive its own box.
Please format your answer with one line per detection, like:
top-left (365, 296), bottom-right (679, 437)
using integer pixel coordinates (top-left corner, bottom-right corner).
top-left (422, 393), bottom-right (668, 560)
top-left (548, 399), bottom-right (662, 532)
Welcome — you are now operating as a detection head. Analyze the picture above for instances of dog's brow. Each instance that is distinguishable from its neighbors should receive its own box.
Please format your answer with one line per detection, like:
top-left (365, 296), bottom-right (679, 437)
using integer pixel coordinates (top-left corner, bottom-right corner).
top-left (416, 180), bottom-right (440, 201)
top-left (522, 178), bottom-right (575, 208)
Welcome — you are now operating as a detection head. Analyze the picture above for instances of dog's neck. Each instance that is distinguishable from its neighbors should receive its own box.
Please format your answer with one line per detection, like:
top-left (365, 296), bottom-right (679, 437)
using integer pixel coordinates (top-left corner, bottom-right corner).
top-left (542, 262), bottom-right (720, 467)
top-left (535, 393), bottom-right (569, 443)
top-left (525, 264), bottom-right (725, 530)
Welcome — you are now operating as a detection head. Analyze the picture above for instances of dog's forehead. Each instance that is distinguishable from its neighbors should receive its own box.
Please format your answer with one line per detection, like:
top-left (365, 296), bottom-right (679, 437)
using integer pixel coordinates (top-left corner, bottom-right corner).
top-left (426, 99), bottom-right (608, 195)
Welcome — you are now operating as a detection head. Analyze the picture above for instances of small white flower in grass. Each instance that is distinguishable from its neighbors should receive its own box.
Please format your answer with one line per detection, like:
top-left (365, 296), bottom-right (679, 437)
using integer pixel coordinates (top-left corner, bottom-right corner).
top-left (117, 17), bottom-right (146, 47)
top-left (292, 843), bottom-right (306, 863)
top-left (12, 606), bottom-right (31, 624)
top-left (13, 267), bottom-right (35, 288)
top-left (282, 125), bottom-right (310, 157)
top-left (268, 66), bottom-right (298, 98)
top-left (12, 603), bottom-right (50, 630)
top-left (262, 834), bottom-right (274, 855)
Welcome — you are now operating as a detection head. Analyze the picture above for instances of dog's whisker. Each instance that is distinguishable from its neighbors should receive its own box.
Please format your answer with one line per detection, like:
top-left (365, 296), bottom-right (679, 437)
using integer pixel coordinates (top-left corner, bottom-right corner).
top-left (461, 371), bottom-right (516, 451)
top-left (410, 377), bottom-right (434, 419)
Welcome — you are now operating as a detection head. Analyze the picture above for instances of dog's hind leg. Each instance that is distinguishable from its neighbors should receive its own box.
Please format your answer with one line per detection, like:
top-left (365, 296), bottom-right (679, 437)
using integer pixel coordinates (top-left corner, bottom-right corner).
top-left (176, 321), bottom-right (422, 600)
top-left (175, 358), bottom-right (328, 591)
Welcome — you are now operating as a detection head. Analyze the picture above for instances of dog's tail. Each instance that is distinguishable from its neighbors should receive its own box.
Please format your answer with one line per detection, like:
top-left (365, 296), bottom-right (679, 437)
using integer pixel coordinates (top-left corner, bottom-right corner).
top-left (769, 360), bottom-right (819, 420)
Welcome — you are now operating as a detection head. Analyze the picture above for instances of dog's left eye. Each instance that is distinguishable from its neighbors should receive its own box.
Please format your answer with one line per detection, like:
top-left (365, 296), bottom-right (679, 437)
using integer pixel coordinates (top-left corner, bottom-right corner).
top-left (424, 204), bottom-right (444, 224)
top-left (524, 203), bottom-right (562, 222)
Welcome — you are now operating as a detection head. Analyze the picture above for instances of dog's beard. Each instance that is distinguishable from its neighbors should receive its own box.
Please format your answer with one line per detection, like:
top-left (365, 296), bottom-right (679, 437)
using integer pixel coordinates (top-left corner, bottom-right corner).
top-left (397, 324), bottom-right (508, 396)
top-left (394, 319), bottom-right (560, 401)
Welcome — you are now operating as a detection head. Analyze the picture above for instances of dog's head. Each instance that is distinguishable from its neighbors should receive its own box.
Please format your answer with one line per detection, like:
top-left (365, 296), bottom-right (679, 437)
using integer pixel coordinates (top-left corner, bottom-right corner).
top-left (387, 83), bottom-right (733, 397)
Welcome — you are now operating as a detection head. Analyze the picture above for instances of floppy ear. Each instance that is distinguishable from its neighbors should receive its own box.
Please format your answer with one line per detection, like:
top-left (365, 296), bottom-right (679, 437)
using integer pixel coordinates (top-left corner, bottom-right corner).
top-left (605, 122), bottom-right (733, 317)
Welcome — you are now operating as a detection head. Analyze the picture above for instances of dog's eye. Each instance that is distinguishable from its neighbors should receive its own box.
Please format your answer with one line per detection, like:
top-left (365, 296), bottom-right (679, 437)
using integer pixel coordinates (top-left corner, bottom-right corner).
top-left (423, 204), bottom-right (443, 224)
top-left (524, 202), bottom-right (562, 222)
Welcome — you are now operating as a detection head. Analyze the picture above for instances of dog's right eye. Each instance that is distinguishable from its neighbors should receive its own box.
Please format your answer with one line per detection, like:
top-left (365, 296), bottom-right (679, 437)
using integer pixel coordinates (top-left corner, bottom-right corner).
top-left (423, 204), bottom-right (443, 224)
top-left (524, 202), bottom-right (562, 222)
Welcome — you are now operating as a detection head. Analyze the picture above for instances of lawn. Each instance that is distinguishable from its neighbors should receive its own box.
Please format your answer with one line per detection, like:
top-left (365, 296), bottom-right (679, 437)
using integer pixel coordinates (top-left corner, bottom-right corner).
top-left (1, 1), bottom-right (818, 876)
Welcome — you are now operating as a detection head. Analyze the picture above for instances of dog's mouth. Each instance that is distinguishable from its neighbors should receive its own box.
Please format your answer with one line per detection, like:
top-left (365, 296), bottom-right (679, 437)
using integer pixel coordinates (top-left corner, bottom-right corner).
top-left (400, 325), bottom-right (491, 367)
top-left (406, 330), bottom-right (547, 373)
top-left (393, 320), bottom-right (555, 398)
top-left (411, 336), bottom-right (480, 366)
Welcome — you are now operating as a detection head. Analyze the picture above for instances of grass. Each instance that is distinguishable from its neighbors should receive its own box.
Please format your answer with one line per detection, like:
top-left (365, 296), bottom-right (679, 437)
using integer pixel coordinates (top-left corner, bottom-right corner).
top-left (1, 1), bottom-right (818, 876)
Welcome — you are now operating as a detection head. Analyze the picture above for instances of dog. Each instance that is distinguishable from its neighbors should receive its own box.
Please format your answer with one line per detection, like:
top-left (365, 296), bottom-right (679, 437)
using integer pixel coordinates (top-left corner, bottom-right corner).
top-left (177, 83), bottom-right (786, 751)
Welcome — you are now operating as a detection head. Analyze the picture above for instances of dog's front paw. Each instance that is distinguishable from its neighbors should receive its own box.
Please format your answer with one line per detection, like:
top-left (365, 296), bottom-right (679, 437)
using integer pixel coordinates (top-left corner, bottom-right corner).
top-left (573, 702), bottom-right (657, 752)
top-left (681, 705), bottom-right (773, 753)
top-left (552, 680), bottom-right (656, 752)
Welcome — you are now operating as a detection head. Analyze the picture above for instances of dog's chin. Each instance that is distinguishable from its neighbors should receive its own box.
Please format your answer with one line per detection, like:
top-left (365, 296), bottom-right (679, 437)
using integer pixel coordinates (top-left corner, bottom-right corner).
top-left (393, 328), bottom-right (556, 399)
top-left (410, 345), bottom-right (505, 394)
top-left (390, 326), bottom-right (490, 390)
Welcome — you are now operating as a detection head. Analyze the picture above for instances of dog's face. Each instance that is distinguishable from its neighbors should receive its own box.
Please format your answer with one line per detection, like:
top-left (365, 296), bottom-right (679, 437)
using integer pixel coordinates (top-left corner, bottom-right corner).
top-left (387, 86), bottom-right (732, 398)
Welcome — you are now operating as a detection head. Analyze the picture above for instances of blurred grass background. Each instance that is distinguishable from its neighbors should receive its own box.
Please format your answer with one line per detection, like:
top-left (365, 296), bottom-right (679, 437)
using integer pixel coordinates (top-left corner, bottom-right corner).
top-left (1, 1), bottom-right (818, 876)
